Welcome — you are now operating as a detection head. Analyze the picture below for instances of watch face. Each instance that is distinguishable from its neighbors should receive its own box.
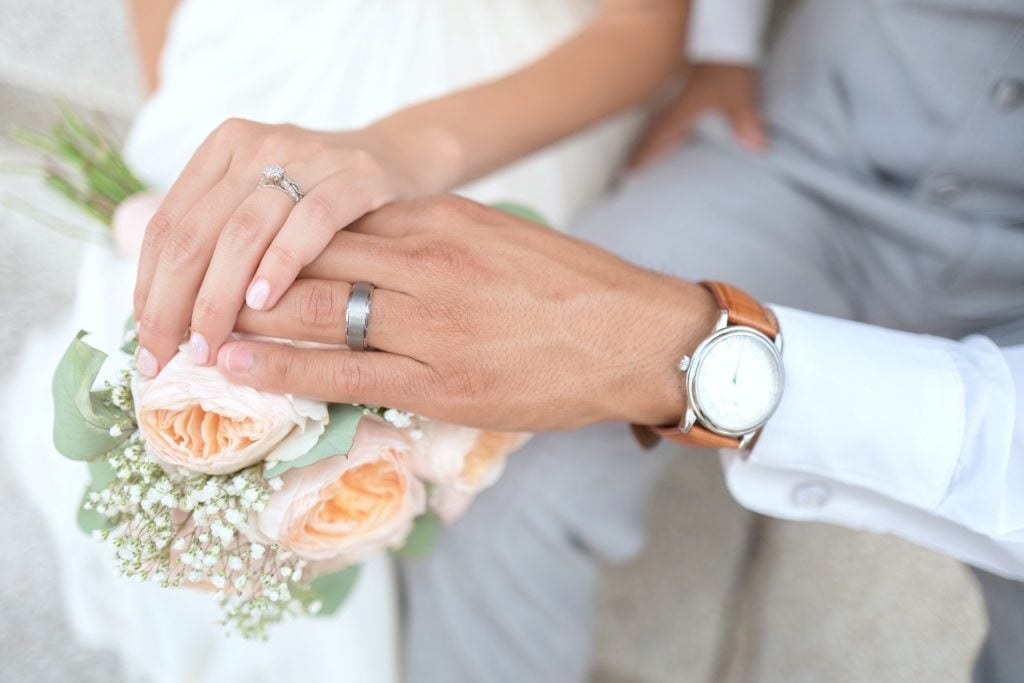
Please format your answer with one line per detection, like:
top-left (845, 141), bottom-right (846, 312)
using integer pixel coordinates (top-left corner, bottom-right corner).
top-left (690, 328), bottom-right (784, 435)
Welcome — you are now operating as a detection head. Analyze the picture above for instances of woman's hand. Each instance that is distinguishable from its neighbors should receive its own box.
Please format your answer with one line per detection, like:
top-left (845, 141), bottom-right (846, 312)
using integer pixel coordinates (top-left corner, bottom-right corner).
top-left (134, 120), bottom-right (418, 377)
top-left (630, 62), bottom-right (766, 169)
top-left (215, 195), bottom-right (718, 432)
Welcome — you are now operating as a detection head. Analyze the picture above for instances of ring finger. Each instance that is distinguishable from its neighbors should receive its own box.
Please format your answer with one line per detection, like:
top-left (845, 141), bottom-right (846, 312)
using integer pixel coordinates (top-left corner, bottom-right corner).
top-left (234, 278), bottom-right (414, 355)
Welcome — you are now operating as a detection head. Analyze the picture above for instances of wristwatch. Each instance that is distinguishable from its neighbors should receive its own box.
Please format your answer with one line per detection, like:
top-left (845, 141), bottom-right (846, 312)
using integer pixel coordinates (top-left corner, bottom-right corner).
top-left (633, 281), bottom-right (785, 450)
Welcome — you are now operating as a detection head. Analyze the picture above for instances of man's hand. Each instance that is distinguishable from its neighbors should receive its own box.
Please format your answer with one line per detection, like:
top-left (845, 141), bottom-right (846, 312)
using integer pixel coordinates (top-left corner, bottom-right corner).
top-left (630, 62), bottom-right (766, 169)
top-left (216, 196), bottom-right (718, 432)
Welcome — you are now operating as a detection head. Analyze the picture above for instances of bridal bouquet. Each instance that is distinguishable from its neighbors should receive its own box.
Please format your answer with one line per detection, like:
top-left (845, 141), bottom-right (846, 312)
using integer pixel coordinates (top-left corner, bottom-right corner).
top-left (54, 329), bottom-right (525, 638)
top-left (29, 108), bottom-right (532, 639)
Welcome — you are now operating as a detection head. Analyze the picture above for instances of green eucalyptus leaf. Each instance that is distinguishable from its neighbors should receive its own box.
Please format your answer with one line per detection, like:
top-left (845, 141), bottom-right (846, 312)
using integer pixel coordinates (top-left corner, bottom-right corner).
top-left (87, 457), bottom-right (118, 489)
top-left (264, 404), bottom-right (365, 478)
top-left (53, 331), bottom-right (129, 460)
top-left (393, 512), bottom-right (441, 558)
top-left (490, 201), bottom-right (549, 226)
top-left (303, 564), bottom-right (362, 617)
top-left (121, 314), bottom-right (138, 355)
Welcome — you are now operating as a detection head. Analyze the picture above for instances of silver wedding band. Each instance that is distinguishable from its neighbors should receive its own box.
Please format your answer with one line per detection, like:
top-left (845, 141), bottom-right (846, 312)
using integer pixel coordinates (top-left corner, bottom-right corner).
top-left (257, 165), bottom-right (304, 203)
top-left (345, 282), bottom-right (375, 351)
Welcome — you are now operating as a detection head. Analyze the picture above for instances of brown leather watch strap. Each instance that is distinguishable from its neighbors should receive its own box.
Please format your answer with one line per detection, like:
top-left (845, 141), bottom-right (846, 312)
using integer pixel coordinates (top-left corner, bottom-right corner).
top-left (701, 280), bottom-right (779, 339)
top-left (646, 423), bottom-right (742, 449)
top-left (632, 281), bottom-right (778, 450)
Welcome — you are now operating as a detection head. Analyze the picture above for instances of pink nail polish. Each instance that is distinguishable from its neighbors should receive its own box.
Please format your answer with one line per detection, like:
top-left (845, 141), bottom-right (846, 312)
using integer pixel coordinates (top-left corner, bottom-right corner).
top-left (246, 278), bottom-right (271, 310)
top-left (188, 332), bottom-right (209, 365)
top-left (137, 347), bottom-right (159, 377)
top-left (226, 347), bottom-right (254, 373)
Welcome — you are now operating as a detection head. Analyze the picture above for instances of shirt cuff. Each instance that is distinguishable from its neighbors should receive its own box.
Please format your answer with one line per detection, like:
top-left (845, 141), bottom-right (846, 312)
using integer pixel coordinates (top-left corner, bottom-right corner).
top-left (747, 306), bottom-right (965, 512)
top-left (686, 0), bottom-right (771, 64)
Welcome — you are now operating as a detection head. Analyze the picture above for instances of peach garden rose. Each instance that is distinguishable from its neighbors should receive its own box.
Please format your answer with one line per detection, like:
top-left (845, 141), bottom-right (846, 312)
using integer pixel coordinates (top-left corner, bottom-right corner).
top-left (257, 418), bottom-right (427, 566)
top-left (134, 350), bottom-right (328, 475)
top-left (408, 422), bottom-right (528, 523)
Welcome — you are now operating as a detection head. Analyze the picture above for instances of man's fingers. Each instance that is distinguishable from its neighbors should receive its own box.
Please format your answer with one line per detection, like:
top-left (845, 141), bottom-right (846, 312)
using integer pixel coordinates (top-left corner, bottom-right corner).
top-left (298, 231), bottom-right (414, 289)
top-left (628, 107), bottom-right (695, 169)
top-left (248, 166), bottom-right (389, 313)
top-left (234, 279), bottom-right (414, 353)
top-left (187, 188), bottom-right (296, 365)
top-left (216, 340), bottom-right (429, 408)
top-left (728, 108), bottom-right (768, 152)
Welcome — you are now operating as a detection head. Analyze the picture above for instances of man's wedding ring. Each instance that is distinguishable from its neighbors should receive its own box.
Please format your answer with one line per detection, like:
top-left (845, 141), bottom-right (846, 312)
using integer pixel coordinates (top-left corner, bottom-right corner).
top-left (257, 165), bottom-right (304, 203)
top-left (345, 282), bottom-right (375, 351)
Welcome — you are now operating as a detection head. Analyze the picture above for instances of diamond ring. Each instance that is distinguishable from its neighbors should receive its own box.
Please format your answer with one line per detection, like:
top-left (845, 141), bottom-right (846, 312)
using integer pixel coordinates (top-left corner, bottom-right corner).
top-left (257, 165), bottom-right (303, 203)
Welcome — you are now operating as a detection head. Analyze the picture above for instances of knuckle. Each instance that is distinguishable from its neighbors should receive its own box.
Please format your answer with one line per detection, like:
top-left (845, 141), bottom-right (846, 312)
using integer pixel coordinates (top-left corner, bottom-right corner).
top-left (142, 212), bottom-right (175, 253)
top-left (296, 194), bottom-right (333, 233)
top-left (212, 117), bottom-right (253, 143)
top-left (417, 296), bottom-right (467, 334)
top-left (440, 365), bottom-right (482, 401)
top-left (222, 209), bottom-right (263, 245)
top-left (403, 237), bottom-right (468, 278)
top-left (269, 348), bottom-right (297, 386)
top-left (192, 295), bottom-right (222, 324)
top-left (344, 148), bottom-right (377, 176)
top-left (426, 194), bottom-right (486, 224)
top-left (257, 129), bottom-right (290, 157)
top-left (266, 241), bottom-right (302, 271)
top-left (331, 354), bottom-right (376, 399)
top-left (298, 281), bottom-right (340, 329)
top-left (136, 311), bottom-right (173, 343)
top-left (161, 229), bottom-right (203, 268)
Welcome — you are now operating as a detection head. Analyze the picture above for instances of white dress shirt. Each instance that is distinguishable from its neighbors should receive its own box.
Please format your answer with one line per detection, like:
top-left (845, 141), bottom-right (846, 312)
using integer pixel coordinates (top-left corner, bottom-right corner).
top-left (687, 0), bottom-right (1024, 580)
top-left (687, 0), bottom-right (771, 64)
top-left (724, 307), bottom-right (1024, 580)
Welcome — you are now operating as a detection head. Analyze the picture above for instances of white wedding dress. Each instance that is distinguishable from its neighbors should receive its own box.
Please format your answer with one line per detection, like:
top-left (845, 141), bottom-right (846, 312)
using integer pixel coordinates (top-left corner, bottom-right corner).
top-left (2, 1), bottom-right (640, 681)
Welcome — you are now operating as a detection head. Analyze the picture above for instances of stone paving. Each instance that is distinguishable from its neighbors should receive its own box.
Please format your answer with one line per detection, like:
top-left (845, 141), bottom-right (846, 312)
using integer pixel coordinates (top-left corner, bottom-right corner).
top-left (0, 2), bottom-right (988, 681)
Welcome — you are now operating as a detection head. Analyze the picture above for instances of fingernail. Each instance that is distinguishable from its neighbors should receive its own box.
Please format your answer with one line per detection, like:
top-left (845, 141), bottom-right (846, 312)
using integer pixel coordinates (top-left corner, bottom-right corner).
top-left (225, 346), bottom-right (254, 373)
top-left (246, 278), bottom-right (270, 310)
top-left (137, 347), bottom-right (159, 377)
top-left (188, 332), bottom-right (209, 365)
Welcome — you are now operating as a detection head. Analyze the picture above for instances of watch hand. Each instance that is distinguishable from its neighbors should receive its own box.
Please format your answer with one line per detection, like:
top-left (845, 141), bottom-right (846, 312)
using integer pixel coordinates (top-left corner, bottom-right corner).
top-left (731, 345), bottom-right (746, 385)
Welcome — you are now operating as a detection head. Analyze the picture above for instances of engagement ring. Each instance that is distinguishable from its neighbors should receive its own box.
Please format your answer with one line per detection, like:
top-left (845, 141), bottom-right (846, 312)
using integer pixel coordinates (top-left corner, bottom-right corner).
top-left (257, 164), bottom-right (304, 203)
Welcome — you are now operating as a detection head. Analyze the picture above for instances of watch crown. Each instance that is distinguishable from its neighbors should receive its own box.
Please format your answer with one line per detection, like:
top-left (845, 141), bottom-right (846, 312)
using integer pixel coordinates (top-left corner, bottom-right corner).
top-left (678, 355), bottom-right (691, 372)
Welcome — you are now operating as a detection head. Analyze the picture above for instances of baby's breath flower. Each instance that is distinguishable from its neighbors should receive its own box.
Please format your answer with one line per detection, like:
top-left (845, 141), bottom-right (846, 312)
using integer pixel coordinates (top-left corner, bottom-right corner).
top-left (224, 508), bottom-right (243, 526)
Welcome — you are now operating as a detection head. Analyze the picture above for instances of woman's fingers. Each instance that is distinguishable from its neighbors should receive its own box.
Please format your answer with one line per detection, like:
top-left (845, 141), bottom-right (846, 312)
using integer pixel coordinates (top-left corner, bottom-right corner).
top-left (135, 176), bottom-right (252, 375)
top-left (216, 340), bottom-right (430, 408)
top-left (133, 127), bottom-right (234, 320)
top-left (247, 161), bottom-right (392, 313)
top-left (185, 188), bottom-right (298, 365)
top-left (234, 279), bottom-right (413, 353)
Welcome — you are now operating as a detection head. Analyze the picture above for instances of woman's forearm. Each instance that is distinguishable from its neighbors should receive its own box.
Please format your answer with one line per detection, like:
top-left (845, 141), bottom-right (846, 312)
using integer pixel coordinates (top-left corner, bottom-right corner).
top-left (365, 0), bottom-right (689, 197)
top-left (127, 0), bottom-right (180, 93)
